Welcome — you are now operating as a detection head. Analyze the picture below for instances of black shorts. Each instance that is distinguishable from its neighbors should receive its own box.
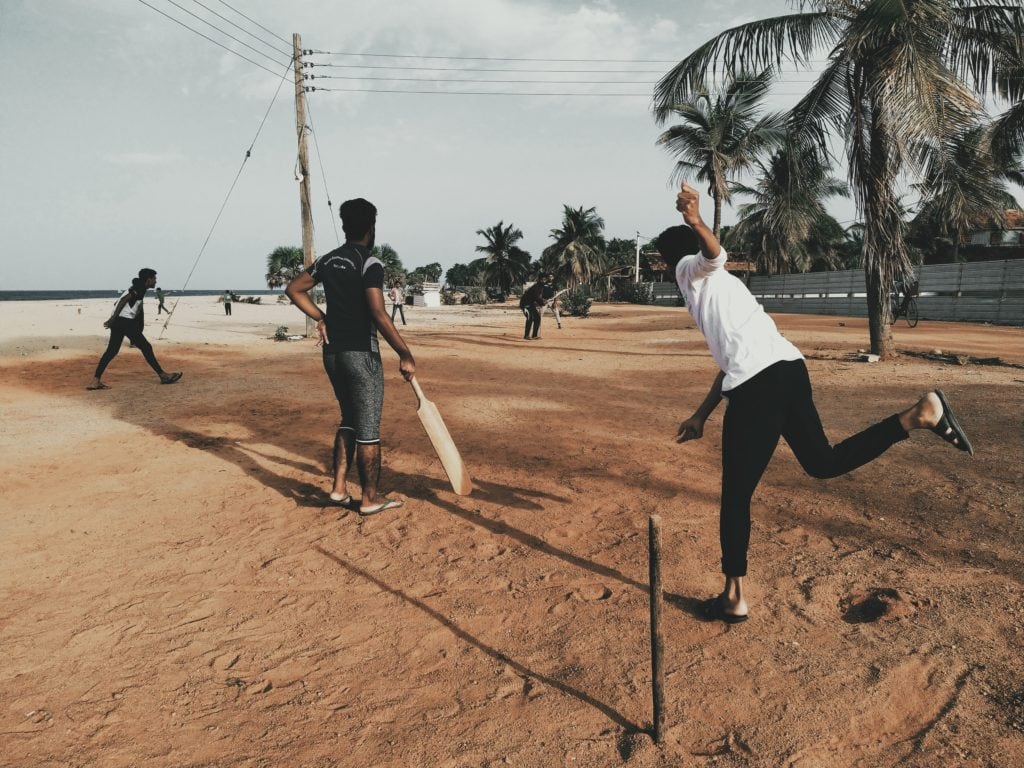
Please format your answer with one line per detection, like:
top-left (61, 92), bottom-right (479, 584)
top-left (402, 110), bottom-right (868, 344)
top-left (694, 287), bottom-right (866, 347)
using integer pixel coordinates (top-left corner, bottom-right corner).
top-left (322, 350), bottom-right (384, 443)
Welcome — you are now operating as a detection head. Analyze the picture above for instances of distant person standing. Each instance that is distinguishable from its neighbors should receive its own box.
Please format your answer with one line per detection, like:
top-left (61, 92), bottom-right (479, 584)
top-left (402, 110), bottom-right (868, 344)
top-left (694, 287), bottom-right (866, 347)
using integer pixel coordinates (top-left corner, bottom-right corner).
top-left (519, 274), bottom-right (549, 340)
top-left (389, 282), bottom-right (407, 325)
top-left (285, 197), bottom-right (415, 516)
top-left (86, 268), bottom-right (182, 390)
top-left (156, 286), bottom-right (167, 315)
top-left (223, 290), bottom-right (232, 316)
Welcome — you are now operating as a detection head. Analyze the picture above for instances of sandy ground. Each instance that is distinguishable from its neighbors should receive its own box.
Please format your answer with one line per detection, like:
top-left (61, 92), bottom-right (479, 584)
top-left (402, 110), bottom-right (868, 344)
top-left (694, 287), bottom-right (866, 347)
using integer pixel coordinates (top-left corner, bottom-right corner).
top-left (1, 296), bottom-right (1023, 768)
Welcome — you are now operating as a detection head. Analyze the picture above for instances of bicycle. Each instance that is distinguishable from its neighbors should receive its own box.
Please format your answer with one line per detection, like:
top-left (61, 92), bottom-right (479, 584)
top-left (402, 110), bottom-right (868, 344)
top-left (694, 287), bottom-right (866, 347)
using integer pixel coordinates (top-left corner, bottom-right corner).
top-left (891, 292), bottom-right (919, 328)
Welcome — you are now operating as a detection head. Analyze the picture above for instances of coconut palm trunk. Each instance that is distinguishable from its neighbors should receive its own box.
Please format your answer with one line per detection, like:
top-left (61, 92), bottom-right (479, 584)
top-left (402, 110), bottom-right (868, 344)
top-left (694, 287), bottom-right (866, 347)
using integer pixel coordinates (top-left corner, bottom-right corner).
top-left (712, 189), bottom-right (724, 237)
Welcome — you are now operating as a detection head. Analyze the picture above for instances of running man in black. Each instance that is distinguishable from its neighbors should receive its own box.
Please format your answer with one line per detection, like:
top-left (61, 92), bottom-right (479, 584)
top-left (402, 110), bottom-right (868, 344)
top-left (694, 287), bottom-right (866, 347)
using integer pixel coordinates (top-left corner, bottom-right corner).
top-left (87, 268), bottom-right (182, 390)
top-left (286, 198), bottom-right (416, 516)
top-left (663, 182), bottom-right (974, 623)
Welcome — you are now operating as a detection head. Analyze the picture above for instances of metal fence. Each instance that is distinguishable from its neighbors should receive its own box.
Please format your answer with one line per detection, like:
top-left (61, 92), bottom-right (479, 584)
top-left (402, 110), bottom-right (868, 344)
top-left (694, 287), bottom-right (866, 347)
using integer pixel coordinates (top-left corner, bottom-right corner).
top-left (647, 260), bottom-right (1024, 324)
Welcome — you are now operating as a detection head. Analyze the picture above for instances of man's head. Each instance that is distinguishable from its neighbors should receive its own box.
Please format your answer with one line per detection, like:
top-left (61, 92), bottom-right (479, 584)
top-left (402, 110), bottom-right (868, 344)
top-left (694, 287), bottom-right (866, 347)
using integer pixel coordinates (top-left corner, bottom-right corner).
top-left (654, 225), bottom-right (700, 273)
top-left (339, 198), bottom-right (377, 246)
top-left (138, 268), bottom-right (157, 288)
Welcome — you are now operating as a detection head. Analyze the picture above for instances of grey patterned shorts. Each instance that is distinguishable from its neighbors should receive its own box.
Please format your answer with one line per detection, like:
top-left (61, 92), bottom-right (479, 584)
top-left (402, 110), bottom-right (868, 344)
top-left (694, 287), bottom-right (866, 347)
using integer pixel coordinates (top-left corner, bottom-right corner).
top-left (322, 350), bottom-right (384, 443)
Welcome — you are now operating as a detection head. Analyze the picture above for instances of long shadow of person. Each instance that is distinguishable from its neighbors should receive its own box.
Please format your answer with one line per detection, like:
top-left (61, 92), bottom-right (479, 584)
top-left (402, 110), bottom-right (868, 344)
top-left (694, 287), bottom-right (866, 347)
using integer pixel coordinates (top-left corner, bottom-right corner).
top-left (315, 544), bottom-right (646, 735)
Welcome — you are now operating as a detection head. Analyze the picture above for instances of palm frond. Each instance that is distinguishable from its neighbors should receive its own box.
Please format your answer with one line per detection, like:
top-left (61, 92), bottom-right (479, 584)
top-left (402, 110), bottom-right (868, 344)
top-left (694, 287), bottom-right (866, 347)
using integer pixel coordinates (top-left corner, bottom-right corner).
top-left (653, 11), bottom-right (843, 122)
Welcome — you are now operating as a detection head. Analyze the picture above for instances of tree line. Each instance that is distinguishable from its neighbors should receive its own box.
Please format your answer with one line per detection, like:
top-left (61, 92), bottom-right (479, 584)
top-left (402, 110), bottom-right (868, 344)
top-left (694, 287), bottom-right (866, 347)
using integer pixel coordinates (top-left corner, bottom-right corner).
top-left (265, 2), bottom-right (1023, 358)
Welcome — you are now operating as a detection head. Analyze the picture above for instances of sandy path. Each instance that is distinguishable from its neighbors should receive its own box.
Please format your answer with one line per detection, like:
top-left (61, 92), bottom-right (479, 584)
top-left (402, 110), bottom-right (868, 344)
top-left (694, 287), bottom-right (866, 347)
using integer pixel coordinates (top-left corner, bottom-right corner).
top-left (1, 298), bottom-right (1022, 767)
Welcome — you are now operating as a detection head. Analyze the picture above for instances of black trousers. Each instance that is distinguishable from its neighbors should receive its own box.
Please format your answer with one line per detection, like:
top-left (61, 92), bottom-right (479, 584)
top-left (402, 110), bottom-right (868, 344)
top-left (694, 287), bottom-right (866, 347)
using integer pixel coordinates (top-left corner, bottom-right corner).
top-left (391, 303), bottom-right (406, 324)
top-left (94, 317), bottom-right (164, 378)
top-left (522, 306), bottom-right (541, 338)
top-left (720, 359), bottom-right (908, 577)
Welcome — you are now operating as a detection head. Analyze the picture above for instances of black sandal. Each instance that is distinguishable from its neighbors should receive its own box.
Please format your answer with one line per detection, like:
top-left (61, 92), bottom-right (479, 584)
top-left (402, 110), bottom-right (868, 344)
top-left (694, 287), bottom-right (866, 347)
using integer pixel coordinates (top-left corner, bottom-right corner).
top-left (931, 390), bottom-right (974, 456)
top-left (700, 596), bottom-right (748, 624)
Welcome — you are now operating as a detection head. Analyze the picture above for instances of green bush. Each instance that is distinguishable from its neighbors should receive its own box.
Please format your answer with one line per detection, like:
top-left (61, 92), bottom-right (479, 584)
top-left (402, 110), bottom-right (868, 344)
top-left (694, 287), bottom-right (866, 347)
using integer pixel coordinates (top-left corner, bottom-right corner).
top-left (441, 289), bottom-right (461, 305)
top-left (274, 326), bottom-right (289, 341)
top-left (562, 287), bottom-right (592, 318)
top-left (461, 287), bottom-right (488, 305)
top-left (616, 281), bottom-right (655, 305)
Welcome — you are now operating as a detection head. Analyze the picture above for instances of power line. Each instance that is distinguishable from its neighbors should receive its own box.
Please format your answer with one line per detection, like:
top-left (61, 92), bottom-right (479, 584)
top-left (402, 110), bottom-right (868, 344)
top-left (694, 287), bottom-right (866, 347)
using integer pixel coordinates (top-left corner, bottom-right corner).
top-left (135, 0), bottom-right (285, 77)
top-left (306, 62), bottom-right (822, 81)
top-left (304, 97), bottom-right (341, 247)
top-left (307, 74), bottom-right (661, 84)
top-left (305, 85), bottom-right (819, 97)
top-left (306, 86), bottom-right (653, 97)
top-left (310, 62), bottom-right (670, 73)
top-left (214, 0), bottom-right (292, 46)
top-left (160, 59), bottom-right (294, 337)
top-left (309, 49), bottom-right (681, 63)
top-left (191, 0), bottom-right (292, 57)
top-left (160, 0), bottom-right (289, 67)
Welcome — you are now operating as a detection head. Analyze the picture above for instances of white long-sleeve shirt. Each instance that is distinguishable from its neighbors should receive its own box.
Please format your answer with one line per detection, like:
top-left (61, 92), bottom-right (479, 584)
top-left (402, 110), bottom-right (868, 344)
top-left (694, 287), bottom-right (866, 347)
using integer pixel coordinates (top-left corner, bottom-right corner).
top-left (676, 248), bottom-right (802, 392)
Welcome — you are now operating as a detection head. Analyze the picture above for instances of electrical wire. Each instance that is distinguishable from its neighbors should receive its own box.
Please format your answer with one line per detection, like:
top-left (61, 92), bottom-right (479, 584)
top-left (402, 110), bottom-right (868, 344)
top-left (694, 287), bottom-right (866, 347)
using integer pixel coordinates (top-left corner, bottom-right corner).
top-left (310, 62), bottom-right (670, 73)
top-left (309, 50), bottom-right (681, 63)
top-left (160, 0), bottom-right (289, 68)
top-left (307, 74), bottom-right (661, 84)
top-left (306, 86), bottom-right (652, 97)
top-left (135, 0), bottom-right (286, 77)
top-left (215, 0), bottom-right (292, 46)
top-left (191, 0), bottom-right (292, 57)
top-left (159, 59), bottom-right (294, 337)
top-left (304, 97), bottom-right (341, 246)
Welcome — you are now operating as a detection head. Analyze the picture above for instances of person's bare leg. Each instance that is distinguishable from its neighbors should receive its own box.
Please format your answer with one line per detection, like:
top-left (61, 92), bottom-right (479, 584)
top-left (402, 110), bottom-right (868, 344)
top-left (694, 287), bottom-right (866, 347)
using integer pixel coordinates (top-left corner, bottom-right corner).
top-left (356, 443), bottom-right (403, 514)
top-left (356, 442), bottom-right (382, 507)
top-left (720, 576), bottom-right (748, 617)
top-left (898, 392), bottom-right (943, 432)
top-left (329, 428), bottom-right (355, 501)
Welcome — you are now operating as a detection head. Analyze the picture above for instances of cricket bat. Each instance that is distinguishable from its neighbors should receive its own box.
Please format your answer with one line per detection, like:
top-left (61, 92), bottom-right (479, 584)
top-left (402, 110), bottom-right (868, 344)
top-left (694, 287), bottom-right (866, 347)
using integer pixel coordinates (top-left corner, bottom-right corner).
top-left (409, 376), bottom-right (473, 496)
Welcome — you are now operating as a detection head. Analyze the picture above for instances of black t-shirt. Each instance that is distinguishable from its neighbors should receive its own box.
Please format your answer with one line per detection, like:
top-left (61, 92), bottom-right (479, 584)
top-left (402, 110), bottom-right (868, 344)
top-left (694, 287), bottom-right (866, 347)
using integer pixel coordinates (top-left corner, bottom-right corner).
top-left (306, 243), bottom-right (385, 351)
top-left (519, 282), bottom-right (545, 309)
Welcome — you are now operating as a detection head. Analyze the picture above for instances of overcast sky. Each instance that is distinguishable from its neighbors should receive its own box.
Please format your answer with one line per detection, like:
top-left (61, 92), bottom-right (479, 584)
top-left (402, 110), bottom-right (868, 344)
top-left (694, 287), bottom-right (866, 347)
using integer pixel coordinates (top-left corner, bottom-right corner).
top-left (2, 0), bottom-right (844, 290)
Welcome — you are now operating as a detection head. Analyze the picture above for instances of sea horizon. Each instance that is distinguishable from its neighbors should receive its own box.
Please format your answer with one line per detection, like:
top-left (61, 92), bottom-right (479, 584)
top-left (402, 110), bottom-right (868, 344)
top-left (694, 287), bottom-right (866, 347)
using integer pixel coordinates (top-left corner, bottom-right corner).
top-left (0, 289), bottom-right (285, 302)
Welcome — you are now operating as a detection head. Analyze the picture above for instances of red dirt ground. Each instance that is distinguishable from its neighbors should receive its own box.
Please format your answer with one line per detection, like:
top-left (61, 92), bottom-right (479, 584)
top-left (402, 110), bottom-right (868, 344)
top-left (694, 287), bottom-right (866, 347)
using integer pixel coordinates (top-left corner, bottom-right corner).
top-left (1, 304), bottom-right (1022, 767)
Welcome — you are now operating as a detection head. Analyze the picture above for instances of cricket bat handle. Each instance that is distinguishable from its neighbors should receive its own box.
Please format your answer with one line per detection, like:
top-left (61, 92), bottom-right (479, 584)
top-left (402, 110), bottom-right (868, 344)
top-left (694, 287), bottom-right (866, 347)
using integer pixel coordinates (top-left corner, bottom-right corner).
top-left (409, 375), bottom-right (426, 405)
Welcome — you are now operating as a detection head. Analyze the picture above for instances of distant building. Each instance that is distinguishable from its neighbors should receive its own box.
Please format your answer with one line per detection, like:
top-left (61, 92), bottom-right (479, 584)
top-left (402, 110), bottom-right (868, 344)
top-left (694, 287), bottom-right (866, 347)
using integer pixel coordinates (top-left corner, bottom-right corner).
top-left (961, 209), bottom-right (1024, 262)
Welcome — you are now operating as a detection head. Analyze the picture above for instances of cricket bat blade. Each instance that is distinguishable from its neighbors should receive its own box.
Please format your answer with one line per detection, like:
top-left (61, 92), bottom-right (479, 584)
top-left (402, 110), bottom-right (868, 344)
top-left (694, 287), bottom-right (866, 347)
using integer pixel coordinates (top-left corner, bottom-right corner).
top-left (409, 376), bottom-right (472, 495)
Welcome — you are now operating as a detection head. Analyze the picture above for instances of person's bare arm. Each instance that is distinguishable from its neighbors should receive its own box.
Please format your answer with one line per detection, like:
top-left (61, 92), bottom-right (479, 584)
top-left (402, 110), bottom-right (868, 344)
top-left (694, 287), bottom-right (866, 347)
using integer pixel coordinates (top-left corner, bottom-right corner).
top-left (104, 294), bottom-right (130, 328)
top-left (676, 181), bottom-right (724, 262)
top-left (366, 287), bottom-right (415, 380)
top-left (675, 370), bottom-right (726, 443)
top-left (284, 271), bottom-right (328, 344)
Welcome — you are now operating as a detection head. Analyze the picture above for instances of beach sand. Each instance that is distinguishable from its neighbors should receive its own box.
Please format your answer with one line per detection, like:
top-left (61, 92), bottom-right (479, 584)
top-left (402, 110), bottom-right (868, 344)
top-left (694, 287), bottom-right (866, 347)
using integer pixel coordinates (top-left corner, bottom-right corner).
top-left (1, 296), bottom-right (1022, 767)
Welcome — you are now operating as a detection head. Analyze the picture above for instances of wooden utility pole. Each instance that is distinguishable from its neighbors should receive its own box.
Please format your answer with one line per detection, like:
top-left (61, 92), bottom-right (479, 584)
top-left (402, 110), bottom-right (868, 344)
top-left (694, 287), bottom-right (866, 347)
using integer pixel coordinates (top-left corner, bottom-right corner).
top-left (635, 231), bottom-right (642, 283)
top-left (293, 33), bottom-right (315, 337)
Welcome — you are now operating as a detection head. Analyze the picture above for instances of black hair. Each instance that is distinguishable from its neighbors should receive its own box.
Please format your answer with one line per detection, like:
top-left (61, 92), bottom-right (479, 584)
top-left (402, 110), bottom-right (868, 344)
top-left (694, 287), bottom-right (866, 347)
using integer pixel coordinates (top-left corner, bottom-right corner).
top-left (131, 268), bottom-right (157, 294)
top-left (654, 225), bottom-right (700, 272)
top-left (339, 198), bottom-right (377, 240)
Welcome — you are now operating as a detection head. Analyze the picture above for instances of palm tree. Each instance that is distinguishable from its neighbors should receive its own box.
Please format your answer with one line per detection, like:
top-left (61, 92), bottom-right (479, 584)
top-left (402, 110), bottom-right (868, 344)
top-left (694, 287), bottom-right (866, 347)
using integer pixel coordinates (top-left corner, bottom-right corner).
top-left (654, 0), bottom-right (1024, 358)
top-left (475, 221), bottom-right (530, 294)
top-left (656, 69), bottom-right (785, 236)
top-left (265, 246), bottom-right (304, 289)
top-left (542, 205), bottom-right (606, 286)
top-left (727, 137), bottom-right (848, 274)
top-left (372, 243), bottom-right (407, 285)
top-left (911, 123), bottom-right (1021, 258)
top-left (990, 52), bottom-right (1024, 168)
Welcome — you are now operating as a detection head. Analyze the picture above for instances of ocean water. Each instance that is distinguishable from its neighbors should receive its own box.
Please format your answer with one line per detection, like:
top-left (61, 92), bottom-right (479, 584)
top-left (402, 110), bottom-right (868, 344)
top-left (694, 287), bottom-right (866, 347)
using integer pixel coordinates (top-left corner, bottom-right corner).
top-left (0, 290), bottom-right (284, 302)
